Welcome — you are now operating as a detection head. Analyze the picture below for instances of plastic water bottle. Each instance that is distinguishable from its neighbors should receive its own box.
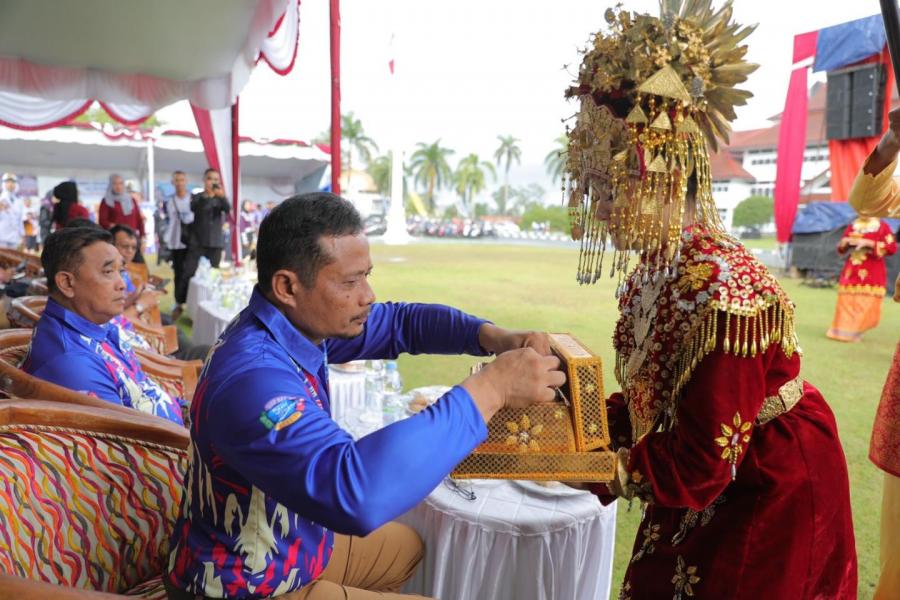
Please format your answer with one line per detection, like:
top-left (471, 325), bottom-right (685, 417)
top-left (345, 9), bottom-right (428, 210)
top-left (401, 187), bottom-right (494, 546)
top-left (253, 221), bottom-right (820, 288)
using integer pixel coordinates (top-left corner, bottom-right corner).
top-left (359, 360), bottom-right (385, 429)
top-left (382, 361), bottom-right (405, 424)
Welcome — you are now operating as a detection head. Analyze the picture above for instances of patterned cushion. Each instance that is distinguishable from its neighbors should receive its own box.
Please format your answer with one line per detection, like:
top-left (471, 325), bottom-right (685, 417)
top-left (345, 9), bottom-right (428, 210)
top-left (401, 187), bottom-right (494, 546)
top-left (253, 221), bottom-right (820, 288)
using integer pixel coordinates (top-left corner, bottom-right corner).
top-left (0, 343), bottom-right (28, 367)
top-left (0, 426), bottom-right (187, 594)
top-left (123, 575), bottom-right (167, 599)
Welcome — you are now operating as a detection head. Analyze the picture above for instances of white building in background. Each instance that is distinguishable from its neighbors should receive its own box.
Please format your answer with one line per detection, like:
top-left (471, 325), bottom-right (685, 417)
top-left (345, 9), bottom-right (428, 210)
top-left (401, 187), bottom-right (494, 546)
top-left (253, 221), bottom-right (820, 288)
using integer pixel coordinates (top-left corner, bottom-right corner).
top-left (710, 82), bottom-right (850, 233)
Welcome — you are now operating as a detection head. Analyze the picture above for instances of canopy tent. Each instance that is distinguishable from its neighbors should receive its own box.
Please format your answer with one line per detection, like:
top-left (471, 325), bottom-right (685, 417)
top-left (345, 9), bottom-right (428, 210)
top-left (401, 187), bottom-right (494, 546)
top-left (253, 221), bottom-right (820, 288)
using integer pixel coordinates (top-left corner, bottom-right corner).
top-left (774, 15), bottom-right (894, 243)
top-left (0, 122), bottom-right (330, 204)
top-left (790, 201), bottom-right (900, 294)
top-left (0, 0), bottom-right (341, 262)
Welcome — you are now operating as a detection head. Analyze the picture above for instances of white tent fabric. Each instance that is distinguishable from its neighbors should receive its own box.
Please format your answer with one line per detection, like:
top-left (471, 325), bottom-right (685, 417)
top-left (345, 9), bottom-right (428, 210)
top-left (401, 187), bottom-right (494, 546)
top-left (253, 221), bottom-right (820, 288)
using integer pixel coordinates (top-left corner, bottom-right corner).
top-left (0, 0), bottom-right (293, 114)
top-left (0, 0), bottom-right (303, 262)
top-left (0, 91), bottom-right (91, 130)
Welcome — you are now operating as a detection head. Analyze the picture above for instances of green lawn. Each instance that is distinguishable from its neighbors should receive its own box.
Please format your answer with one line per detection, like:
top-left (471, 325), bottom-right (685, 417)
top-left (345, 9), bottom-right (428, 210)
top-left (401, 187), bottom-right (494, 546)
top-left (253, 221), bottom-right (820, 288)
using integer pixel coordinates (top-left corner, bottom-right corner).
top-left (153, 241), bottom-right (896, 599)
top-left (739, 236), bottom-right (780, 251)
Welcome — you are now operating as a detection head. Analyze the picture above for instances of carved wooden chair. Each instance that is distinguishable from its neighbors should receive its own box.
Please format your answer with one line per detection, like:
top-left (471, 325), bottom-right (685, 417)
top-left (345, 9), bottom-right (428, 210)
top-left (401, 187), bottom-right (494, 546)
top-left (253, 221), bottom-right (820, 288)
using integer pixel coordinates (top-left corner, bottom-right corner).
top-left (0, 398), bottom-right (188, 599)
top-left (0, 248), bottom-right (42, 278)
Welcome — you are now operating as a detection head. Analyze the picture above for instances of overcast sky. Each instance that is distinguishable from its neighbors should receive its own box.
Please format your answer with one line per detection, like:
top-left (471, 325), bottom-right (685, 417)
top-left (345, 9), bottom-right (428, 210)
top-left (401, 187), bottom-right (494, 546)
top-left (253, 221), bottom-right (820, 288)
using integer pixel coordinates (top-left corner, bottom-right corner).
top-left (159, 0), bottom-right (887, 206)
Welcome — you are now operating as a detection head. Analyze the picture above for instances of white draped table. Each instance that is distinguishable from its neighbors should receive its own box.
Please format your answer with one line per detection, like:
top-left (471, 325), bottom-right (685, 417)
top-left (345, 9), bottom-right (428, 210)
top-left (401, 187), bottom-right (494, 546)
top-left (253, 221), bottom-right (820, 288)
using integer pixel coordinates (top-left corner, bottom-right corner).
top-left (192, 299), bottom-right (239, 347)
top-left (186, 277), bottom-right (214, 321)
top-left (398, 478), bottom-right (616, 600)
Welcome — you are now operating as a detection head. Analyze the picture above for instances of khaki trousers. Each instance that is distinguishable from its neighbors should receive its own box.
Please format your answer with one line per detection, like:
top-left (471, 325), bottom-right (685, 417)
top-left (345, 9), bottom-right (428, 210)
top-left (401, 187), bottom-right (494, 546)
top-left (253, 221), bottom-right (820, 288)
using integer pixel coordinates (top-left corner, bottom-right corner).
top-left (165, 522), bottom-right (432, 600)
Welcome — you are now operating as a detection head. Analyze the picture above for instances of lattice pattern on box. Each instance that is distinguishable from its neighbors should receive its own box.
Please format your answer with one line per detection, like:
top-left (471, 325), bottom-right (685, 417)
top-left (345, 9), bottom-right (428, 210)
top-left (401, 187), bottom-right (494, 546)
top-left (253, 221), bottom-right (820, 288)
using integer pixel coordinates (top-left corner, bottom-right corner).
top-left (452, 333), bottom-right (615, 482)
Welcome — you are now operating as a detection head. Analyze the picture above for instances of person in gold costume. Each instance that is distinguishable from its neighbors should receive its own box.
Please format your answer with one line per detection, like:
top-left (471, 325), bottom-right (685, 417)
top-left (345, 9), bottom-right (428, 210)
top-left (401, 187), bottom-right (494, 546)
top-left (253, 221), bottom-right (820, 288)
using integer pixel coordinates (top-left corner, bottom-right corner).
top-left (562, 1), bottom-right (857, 597)
top-left (846, 105), bottom-right (900, 600)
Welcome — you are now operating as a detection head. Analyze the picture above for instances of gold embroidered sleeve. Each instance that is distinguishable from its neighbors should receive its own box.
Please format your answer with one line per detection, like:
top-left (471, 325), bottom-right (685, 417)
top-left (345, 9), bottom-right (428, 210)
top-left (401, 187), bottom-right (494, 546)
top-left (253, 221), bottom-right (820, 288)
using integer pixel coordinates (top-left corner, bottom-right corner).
top-left (850, 157), bottom-right (900, 218)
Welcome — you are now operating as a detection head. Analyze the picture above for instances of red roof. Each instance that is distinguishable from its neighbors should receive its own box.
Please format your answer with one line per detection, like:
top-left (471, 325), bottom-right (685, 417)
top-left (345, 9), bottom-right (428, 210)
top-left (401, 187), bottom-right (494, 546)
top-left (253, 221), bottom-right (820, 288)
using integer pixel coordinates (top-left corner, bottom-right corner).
top-left (710, 150), bottom-right (755, 182)
top-left (729, 80), bottom-right (900, 152)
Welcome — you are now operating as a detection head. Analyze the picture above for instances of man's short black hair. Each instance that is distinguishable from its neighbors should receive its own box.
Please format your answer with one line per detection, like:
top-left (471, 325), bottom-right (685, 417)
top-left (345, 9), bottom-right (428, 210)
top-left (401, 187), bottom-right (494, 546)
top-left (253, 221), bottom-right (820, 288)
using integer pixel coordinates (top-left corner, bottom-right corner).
top-left (65, 218), bottom-right (103, 230)
top-left (204, 168), bottom-right (219, 178)
top-left (110, 224), bottom-right (137, 240)
top-left (257, 193), bottom-right (364, 292)
top-left (42, 228), bottom-right (113, 294)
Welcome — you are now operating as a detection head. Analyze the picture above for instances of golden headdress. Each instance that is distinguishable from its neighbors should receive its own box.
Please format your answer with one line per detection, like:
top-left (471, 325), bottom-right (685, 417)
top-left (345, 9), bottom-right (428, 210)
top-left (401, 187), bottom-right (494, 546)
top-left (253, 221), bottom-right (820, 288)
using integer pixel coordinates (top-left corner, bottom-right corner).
top-left (563, 0), bottom-right (758, 287)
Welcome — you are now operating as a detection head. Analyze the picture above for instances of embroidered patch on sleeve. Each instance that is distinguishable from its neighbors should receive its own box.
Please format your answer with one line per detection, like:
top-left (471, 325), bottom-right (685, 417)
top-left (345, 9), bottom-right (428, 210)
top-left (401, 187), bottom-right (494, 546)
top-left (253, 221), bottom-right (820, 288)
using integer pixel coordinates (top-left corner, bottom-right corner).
top-left (260, 396), bottom-right (305, 431)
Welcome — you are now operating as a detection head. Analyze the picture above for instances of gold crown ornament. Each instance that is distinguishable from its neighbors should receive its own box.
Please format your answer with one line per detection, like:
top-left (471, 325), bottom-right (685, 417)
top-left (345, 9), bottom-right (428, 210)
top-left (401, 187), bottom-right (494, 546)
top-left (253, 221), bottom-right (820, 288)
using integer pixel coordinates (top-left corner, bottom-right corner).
top-left (562, 0), bottom-right (758, 289)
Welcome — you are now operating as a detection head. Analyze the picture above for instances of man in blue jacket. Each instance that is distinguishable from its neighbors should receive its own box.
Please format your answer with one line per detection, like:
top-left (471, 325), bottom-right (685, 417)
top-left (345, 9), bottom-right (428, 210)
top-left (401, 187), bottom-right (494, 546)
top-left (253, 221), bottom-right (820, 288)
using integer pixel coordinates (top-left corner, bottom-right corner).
top-left (165, 193), bottom-right (564, 600)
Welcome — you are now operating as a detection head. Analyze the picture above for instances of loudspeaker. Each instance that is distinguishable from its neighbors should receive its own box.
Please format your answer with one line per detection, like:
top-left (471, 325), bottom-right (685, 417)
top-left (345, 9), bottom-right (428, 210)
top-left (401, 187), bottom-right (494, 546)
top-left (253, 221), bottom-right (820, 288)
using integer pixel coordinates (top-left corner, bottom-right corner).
top-left (850, 64), bottom-right (885, 138)
top-left (826, 72), bottom-right (852, 140)
top-left (826, 64), bottom-right (886, 140)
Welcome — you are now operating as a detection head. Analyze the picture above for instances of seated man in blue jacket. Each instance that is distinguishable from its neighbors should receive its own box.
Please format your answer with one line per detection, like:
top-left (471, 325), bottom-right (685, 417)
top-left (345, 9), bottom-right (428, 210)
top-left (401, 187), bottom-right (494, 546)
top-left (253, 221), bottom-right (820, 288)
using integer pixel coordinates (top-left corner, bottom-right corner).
top-left (23, 227), bottom-right (184, 425)
top-left (165, 193), bottom-right (565, 600)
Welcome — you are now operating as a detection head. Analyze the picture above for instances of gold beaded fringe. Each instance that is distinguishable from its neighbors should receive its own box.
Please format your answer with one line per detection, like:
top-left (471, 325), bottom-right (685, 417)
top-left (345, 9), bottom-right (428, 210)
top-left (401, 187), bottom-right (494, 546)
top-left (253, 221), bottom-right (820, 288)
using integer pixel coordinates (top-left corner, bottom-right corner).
top-left (615, 301), bottom-right (799, 404)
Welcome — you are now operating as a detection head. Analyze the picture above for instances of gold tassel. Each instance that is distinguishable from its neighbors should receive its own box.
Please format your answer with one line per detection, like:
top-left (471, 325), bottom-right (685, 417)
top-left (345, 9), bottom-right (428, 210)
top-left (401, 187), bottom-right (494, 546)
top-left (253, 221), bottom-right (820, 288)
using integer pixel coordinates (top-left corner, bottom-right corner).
top-left (723, 313), bottom-right (731, 354)
top-left (750, 315), bottom-right (758, 356)
top-left (743, 315), bottom-right (750, 357)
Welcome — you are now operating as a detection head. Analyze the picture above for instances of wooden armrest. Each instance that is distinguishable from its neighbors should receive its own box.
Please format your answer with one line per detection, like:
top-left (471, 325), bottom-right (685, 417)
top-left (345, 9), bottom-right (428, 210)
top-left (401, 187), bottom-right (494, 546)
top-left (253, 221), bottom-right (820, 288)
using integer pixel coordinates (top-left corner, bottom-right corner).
top-left (0, 574), bottom-right (125, 599)
top-left (129, 319), bottom-right (179, 355)
top-left (134, 350), bottom-right (201, 401)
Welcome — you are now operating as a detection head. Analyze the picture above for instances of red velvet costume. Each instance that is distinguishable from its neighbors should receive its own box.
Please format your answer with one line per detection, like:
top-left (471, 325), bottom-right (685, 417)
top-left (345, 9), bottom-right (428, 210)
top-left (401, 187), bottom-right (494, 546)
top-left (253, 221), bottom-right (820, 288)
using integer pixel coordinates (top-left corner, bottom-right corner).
top-left (597, 228), bottom-right (858, 600)
top-left (836, 218), bottom-right (897, 295)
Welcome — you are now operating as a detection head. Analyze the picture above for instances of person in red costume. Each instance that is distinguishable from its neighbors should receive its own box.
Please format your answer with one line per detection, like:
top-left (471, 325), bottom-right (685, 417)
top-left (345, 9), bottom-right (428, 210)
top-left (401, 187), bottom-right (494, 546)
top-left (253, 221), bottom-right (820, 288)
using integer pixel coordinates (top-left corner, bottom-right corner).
top-left (561, 2), bottom-right (857, 598)
top-left (827, 216), bottom-right (897, 342)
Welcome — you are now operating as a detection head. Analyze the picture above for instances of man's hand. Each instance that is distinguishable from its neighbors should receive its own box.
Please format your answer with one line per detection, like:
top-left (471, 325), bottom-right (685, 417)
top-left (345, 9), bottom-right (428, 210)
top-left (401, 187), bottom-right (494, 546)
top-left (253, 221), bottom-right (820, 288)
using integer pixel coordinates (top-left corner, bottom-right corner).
top-left (461, 347), bottom-right (566, 423)
top-left (868, 107), bottom-right (900, 175)
top-left (478, 323), bottom-right (553, 356)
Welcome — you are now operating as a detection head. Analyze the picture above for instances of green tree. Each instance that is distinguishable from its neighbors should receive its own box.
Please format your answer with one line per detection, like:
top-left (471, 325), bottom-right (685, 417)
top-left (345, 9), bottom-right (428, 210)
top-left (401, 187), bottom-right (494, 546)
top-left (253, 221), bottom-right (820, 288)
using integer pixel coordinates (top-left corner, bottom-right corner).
top-left (341, 112), bottom-right (379, 177)
top-left (454, 153), bottom-right (496, 214)
top-left (313, 112), bottom-right (379, 175)
top-left (473, 203), bottom-right (489, 218)
top-left (73, 103), bottom-right (163, 127)
top-left (544, 133), bottom-right (569, 184)
top-left (491, 185), bottom-right (513, 215)
top-left (409, 140), bottom-right (455, 213)
top-left (367, 154), bottom-right (392, 195)
top-left (520, 204), bottom-right (570, 233)
top-left (494, 134), bottom-right (522, 215)
top-left (732, 195), bottom-right (774, 229)
top-left (443, 205), bottom-right (459, 219)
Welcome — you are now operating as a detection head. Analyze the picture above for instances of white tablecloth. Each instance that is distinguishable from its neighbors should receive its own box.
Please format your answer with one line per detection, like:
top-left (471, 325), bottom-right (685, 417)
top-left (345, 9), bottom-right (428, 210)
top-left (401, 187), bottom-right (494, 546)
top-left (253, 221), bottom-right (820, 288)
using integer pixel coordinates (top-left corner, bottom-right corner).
top-left (328, 368), bottom-right (367, 425)
top-left (398, 479), bottom-right (616, 600)
top-left (192, 299), bottom-right (239, 346)
top-left (186, 277), bottom-right (214, 321)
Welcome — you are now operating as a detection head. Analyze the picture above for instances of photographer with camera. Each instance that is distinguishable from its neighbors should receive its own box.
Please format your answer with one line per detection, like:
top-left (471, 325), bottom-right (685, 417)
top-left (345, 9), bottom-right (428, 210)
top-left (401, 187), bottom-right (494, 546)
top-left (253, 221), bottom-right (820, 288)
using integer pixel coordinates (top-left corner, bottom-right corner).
top-left (187, 167), bottom-right (231, 269)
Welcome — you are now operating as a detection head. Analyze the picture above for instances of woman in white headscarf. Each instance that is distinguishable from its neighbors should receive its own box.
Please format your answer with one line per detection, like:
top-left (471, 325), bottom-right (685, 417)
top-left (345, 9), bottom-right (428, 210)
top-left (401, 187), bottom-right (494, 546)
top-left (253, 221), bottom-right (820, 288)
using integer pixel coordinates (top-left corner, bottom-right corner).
top-left (99, 173), bottom-right (145, 240)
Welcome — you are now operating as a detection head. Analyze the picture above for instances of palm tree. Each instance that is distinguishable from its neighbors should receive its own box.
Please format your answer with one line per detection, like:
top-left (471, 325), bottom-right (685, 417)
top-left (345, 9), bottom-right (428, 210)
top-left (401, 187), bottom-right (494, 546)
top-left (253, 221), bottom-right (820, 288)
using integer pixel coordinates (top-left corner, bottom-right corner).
top-left (367, 154), bottom-right (392, 195)
top-left (454, 154), bottom-right (496, 214)
top-left (341, 112), bottom-right (379, 177)
top-left (409, 140), bottom-right (455, 213)
top-left (493, 135), bottom-right (522, 214)
top-left (544, 133), bottom-right (569, 184)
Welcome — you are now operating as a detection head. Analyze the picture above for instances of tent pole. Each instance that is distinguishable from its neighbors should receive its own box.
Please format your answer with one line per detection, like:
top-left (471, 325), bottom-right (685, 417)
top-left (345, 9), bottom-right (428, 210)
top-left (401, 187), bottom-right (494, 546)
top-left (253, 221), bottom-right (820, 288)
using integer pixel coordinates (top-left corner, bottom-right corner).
top-left (232, 97), bottom-right (241, 265)
top-left (330, 0), bottom-right (341, 195)
top-left (147, 135), bottom-right (155, 255)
